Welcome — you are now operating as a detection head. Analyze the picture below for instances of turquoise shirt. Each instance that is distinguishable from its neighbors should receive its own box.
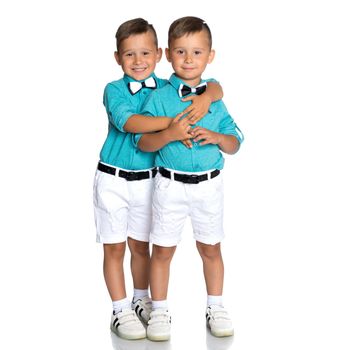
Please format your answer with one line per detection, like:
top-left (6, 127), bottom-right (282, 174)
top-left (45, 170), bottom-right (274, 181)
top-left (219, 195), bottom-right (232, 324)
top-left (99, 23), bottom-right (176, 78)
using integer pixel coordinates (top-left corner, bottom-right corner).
top-left (136, 74), bottom-right (243, 172)
top-left (99, 73), bottom-right (167, 170)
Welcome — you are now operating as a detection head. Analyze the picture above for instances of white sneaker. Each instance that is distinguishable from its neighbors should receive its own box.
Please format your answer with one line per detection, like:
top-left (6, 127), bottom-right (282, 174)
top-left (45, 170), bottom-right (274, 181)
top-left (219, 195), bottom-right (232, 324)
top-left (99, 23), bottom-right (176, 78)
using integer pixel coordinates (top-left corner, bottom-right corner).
top-left (110, 308), bottom-right (146, 340)
top-left (132, 296), bottom-right (152, 323)
top-left (147, 309), bottom-right (171, 341)
top-left (206, 305), bottom-right (234, 337)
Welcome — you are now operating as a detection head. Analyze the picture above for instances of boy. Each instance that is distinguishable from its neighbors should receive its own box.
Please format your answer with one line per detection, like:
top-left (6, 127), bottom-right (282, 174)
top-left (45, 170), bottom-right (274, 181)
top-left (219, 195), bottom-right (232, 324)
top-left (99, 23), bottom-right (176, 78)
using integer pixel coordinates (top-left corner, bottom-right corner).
top-left (135, 17), bottom-right (244, 341)
top-left (93, 18), bottom-right (223, 340)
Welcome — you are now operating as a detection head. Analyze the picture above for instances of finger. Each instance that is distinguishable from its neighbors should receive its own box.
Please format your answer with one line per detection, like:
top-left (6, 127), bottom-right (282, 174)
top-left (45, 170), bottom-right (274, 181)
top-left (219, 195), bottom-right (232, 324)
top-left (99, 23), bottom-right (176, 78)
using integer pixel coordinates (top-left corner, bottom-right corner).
top-left (173, 113), bottom-right (183, 123)
top-left (191, 126), bottom-right (201, 132)
top-left (189, 115), bottom-right (201, 124)
top-left (199, 139), bottom-right (211, 146)
top-left (193, 130), bottom-right (207, 141)
top-left (180, 107), bottom-right (194, 117)
top-left (187, 111), bottom-right (198, 120)
top-left (182, 138), bottom-right (191, 145)
top-left (186, 125), bottom-right (192, 133)
top-left (179, 114), bottom-right (192, 123)
top-left (181, 95), bottom-right (195, 102)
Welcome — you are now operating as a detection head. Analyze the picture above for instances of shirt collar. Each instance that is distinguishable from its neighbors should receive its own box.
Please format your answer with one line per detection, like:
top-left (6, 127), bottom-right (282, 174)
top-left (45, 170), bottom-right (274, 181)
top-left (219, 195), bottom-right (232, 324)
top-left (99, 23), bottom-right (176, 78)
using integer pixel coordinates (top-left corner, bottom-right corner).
top-left (123, 72), bottom-right (157, 85)
top-left (168, 73), bottom-right (205, 96)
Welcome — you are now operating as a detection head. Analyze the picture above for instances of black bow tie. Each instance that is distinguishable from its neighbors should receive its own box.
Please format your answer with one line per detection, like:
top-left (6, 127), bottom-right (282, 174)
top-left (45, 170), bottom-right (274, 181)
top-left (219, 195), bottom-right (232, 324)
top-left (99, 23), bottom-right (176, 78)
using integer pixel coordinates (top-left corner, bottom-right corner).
top-left (128, 77), bottom-right (157, 95)
top-left (178, 82), bottom-right (207, 98)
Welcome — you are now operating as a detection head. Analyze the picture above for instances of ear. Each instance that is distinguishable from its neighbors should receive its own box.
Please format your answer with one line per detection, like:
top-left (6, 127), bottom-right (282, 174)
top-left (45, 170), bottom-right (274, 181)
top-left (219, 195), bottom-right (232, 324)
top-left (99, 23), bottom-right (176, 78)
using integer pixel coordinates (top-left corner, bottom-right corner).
top-left (165, 48), bottom-right (171, 62)
top-left (114, 51), bottom-right (121, 65)
top-left (208, 49), bottom-right (215, 64)
top-left (156, 48), bottom-right (163, 63)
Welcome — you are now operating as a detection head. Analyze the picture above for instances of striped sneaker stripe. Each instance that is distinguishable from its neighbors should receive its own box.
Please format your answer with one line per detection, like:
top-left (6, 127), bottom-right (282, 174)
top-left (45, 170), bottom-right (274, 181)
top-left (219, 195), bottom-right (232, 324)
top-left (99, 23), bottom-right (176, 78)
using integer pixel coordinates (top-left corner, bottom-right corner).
top-left (113, 317), bottom-right (119, 327)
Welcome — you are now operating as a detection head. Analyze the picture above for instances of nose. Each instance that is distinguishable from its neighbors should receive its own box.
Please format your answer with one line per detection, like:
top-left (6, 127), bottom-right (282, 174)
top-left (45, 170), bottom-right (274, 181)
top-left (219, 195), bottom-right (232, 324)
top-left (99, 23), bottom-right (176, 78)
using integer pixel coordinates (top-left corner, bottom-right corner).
top-left (184, 54), bottom-right (193, 63)
top-left (134, 54), bottom-right (142, 65)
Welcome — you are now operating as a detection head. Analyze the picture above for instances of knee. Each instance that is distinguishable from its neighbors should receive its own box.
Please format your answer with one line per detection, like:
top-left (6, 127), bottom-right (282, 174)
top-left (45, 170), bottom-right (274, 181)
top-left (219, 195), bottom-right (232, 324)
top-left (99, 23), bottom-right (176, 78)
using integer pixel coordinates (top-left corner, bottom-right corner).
top-left (152, 245), bottom-right (175, 263)
top-left (129, 239), bottom-right (150, 257)
top-left (104, 243), bottom-right (126, 260)
top-left (197, 242), bottom-right (222, 261)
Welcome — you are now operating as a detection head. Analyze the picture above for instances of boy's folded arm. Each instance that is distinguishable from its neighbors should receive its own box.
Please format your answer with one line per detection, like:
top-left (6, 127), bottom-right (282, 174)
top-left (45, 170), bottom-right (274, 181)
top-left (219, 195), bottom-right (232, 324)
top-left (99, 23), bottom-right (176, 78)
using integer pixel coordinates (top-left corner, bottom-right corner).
top-left (137, 113), bottom-right (193, 152)
top-left (138, 130), bottom-right (173, 152)
top-left (123, 114), bottom-right (172, 133)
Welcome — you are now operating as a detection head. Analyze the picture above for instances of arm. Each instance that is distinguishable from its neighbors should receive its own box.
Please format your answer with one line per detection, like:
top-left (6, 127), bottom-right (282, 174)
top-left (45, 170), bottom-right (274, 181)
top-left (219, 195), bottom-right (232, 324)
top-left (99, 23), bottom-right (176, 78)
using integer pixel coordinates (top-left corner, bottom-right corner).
top-left (191, 127), bottom-right (240, 155)
top-left (138, 114), bottom-right (193, 152)
top-left (206, 81), bottom-right (224, 101)
top-left (104, 84), bottom-right (173, 134)
top-left (180, 82), bottom-right (224, 123)
top-left (123, 114), bottom-right (172, 133)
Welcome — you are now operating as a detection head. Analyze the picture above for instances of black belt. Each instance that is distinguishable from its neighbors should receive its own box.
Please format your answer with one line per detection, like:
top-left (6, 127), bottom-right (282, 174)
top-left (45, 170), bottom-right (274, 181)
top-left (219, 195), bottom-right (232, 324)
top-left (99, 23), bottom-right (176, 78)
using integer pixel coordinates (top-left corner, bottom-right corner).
top-left (159, 167), bottom-right (220, 184)
top-left (98, 162), bottom-right (157, 181)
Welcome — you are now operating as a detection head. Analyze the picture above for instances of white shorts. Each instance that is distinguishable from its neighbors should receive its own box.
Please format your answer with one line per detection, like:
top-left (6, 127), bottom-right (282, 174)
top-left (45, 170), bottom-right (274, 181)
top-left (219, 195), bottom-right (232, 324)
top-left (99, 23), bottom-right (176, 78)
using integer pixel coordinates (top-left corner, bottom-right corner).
top-left (150, 170), bottom-right (224, 247)
top-left (93, 165), bottom-right (154, 244)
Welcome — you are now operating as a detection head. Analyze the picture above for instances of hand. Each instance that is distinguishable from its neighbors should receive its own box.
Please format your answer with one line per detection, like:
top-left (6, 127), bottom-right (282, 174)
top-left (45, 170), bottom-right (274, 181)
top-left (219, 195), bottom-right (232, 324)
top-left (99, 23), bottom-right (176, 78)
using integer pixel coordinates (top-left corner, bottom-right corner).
top-left (192, 126), bottom-right (222, 146)
top-left (181, 94), bottom-right (211, 124)
top-left (166, 113), bottom-right (193, 142)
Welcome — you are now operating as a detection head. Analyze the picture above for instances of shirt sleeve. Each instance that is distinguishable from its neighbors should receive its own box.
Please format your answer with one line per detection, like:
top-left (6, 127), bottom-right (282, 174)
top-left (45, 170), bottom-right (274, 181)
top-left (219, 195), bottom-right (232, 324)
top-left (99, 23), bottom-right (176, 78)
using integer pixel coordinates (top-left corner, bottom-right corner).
top-left (132, 91), bottom-right (161, 147)
top-left (218, 101), bottom-right (244, 144)
top-left (103, 83), bottom-right (135, 132)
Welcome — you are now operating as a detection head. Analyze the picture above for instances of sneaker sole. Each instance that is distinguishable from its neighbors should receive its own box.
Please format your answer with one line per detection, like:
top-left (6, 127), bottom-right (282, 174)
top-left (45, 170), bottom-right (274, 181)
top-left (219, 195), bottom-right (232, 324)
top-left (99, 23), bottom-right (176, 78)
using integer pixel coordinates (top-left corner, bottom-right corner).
top-left (110, 325), bottom-right (146, 340)
top-left (210, 329), bottom-right (234, 337)
top-left (147, 333), bottom-right (171, 342)
top-left (207, 322), bottom-right (234, 337)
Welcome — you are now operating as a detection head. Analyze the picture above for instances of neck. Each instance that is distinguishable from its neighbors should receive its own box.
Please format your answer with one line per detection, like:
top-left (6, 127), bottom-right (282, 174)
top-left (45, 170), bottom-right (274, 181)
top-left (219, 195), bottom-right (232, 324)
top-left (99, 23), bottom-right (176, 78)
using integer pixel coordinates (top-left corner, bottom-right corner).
top-left (175, 74), bottom-right (201, 87)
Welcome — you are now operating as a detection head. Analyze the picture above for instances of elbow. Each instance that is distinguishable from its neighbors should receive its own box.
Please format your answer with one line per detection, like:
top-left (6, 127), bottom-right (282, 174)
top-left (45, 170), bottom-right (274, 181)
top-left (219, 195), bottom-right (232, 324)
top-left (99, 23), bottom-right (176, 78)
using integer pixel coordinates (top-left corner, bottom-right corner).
top-left (138, 142), bottom-right (156, 153)
top-left (225, 137), bottom-right (240, 155)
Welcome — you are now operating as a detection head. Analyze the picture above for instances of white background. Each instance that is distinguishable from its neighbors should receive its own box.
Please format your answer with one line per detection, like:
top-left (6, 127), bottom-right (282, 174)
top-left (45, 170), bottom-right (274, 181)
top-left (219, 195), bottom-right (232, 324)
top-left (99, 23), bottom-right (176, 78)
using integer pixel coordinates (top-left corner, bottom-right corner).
top-left (1, 1), bottom-right (349, 349)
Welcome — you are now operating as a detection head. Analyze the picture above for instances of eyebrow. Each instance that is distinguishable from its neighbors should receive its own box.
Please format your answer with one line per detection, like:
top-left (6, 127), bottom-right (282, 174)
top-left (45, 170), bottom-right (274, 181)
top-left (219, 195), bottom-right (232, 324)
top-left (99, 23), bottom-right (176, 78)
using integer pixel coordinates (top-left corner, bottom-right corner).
top-left (172, 46), bottom-right (206, 50)
top-left (121, 48), bottom-right (154, 54)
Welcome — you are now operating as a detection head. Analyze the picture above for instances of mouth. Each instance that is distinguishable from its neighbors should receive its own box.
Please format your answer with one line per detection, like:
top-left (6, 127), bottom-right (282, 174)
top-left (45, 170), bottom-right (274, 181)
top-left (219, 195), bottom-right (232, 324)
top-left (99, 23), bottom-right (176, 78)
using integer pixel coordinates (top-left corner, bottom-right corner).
top-left (132, 67), bottom-right (148, 72)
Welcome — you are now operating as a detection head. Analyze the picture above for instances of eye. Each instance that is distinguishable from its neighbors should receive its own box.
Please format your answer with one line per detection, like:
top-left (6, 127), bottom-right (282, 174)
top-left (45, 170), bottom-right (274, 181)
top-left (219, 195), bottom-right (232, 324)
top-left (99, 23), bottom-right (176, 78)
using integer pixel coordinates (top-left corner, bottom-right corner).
top-left (143, 51), bottom-right (150, 56)
top-left (125, 52), bottom-right (133, 57)
top-left (194, 50), bottom-right (202, 55)
top-left (176, 49), bottom-right (184, 55)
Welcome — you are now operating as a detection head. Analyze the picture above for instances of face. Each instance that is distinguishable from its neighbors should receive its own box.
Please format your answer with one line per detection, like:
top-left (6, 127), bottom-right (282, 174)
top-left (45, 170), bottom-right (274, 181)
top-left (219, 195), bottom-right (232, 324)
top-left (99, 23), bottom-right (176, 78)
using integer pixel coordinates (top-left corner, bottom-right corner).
top-left (115, 31), bottom-right (162, 81)
top-left (166, 30), bottom-right (215, 86)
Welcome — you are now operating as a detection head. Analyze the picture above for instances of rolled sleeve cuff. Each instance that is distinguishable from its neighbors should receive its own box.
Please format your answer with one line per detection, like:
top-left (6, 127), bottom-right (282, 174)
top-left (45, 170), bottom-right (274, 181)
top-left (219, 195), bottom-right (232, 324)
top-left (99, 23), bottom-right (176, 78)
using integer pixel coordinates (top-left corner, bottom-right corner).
top-left (234, 125), bottom-right (244, 144)
top-left (115, 111), bottom-right (134, 132)
top-left (132, 133), bottom-right (143, 148)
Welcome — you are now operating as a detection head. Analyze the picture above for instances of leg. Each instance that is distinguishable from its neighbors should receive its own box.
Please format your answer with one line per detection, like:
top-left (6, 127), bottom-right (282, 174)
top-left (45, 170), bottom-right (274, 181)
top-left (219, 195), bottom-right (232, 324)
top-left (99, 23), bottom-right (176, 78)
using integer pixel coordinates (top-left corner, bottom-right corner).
top-left (150, 244), bottom-right (177, 301)
top-left (147, 244), bottom-right (175, 341)
top-left (128, 237), bottom-right (150, 290)
top-left (103, 242), bottom-right (127, 301)
top-left (196, 241), bottom-right (224, 295)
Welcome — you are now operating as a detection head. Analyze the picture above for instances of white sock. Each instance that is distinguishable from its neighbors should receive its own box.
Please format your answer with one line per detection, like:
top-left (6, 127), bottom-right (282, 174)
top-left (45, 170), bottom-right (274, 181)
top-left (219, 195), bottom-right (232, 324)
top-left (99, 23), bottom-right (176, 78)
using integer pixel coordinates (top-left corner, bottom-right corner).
top-left (133, 288), bottom-right (149, 302)
top-left (207, 295), bottom-right (223, 307)
top-left (152, 299), bottom-right (168, 310)
top-left (112, 298), bottom-right (130, 313)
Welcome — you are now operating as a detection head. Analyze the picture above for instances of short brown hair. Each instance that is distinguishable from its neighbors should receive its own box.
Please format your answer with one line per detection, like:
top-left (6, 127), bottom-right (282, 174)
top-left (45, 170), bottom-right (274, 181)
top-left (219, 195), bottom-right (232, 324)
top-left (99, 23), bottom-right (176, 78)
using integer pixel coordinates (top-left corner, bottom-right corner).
top-left (115, 18), bottom-right (158, 51)
top-left (168, 16), bottom-right (212, 48)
